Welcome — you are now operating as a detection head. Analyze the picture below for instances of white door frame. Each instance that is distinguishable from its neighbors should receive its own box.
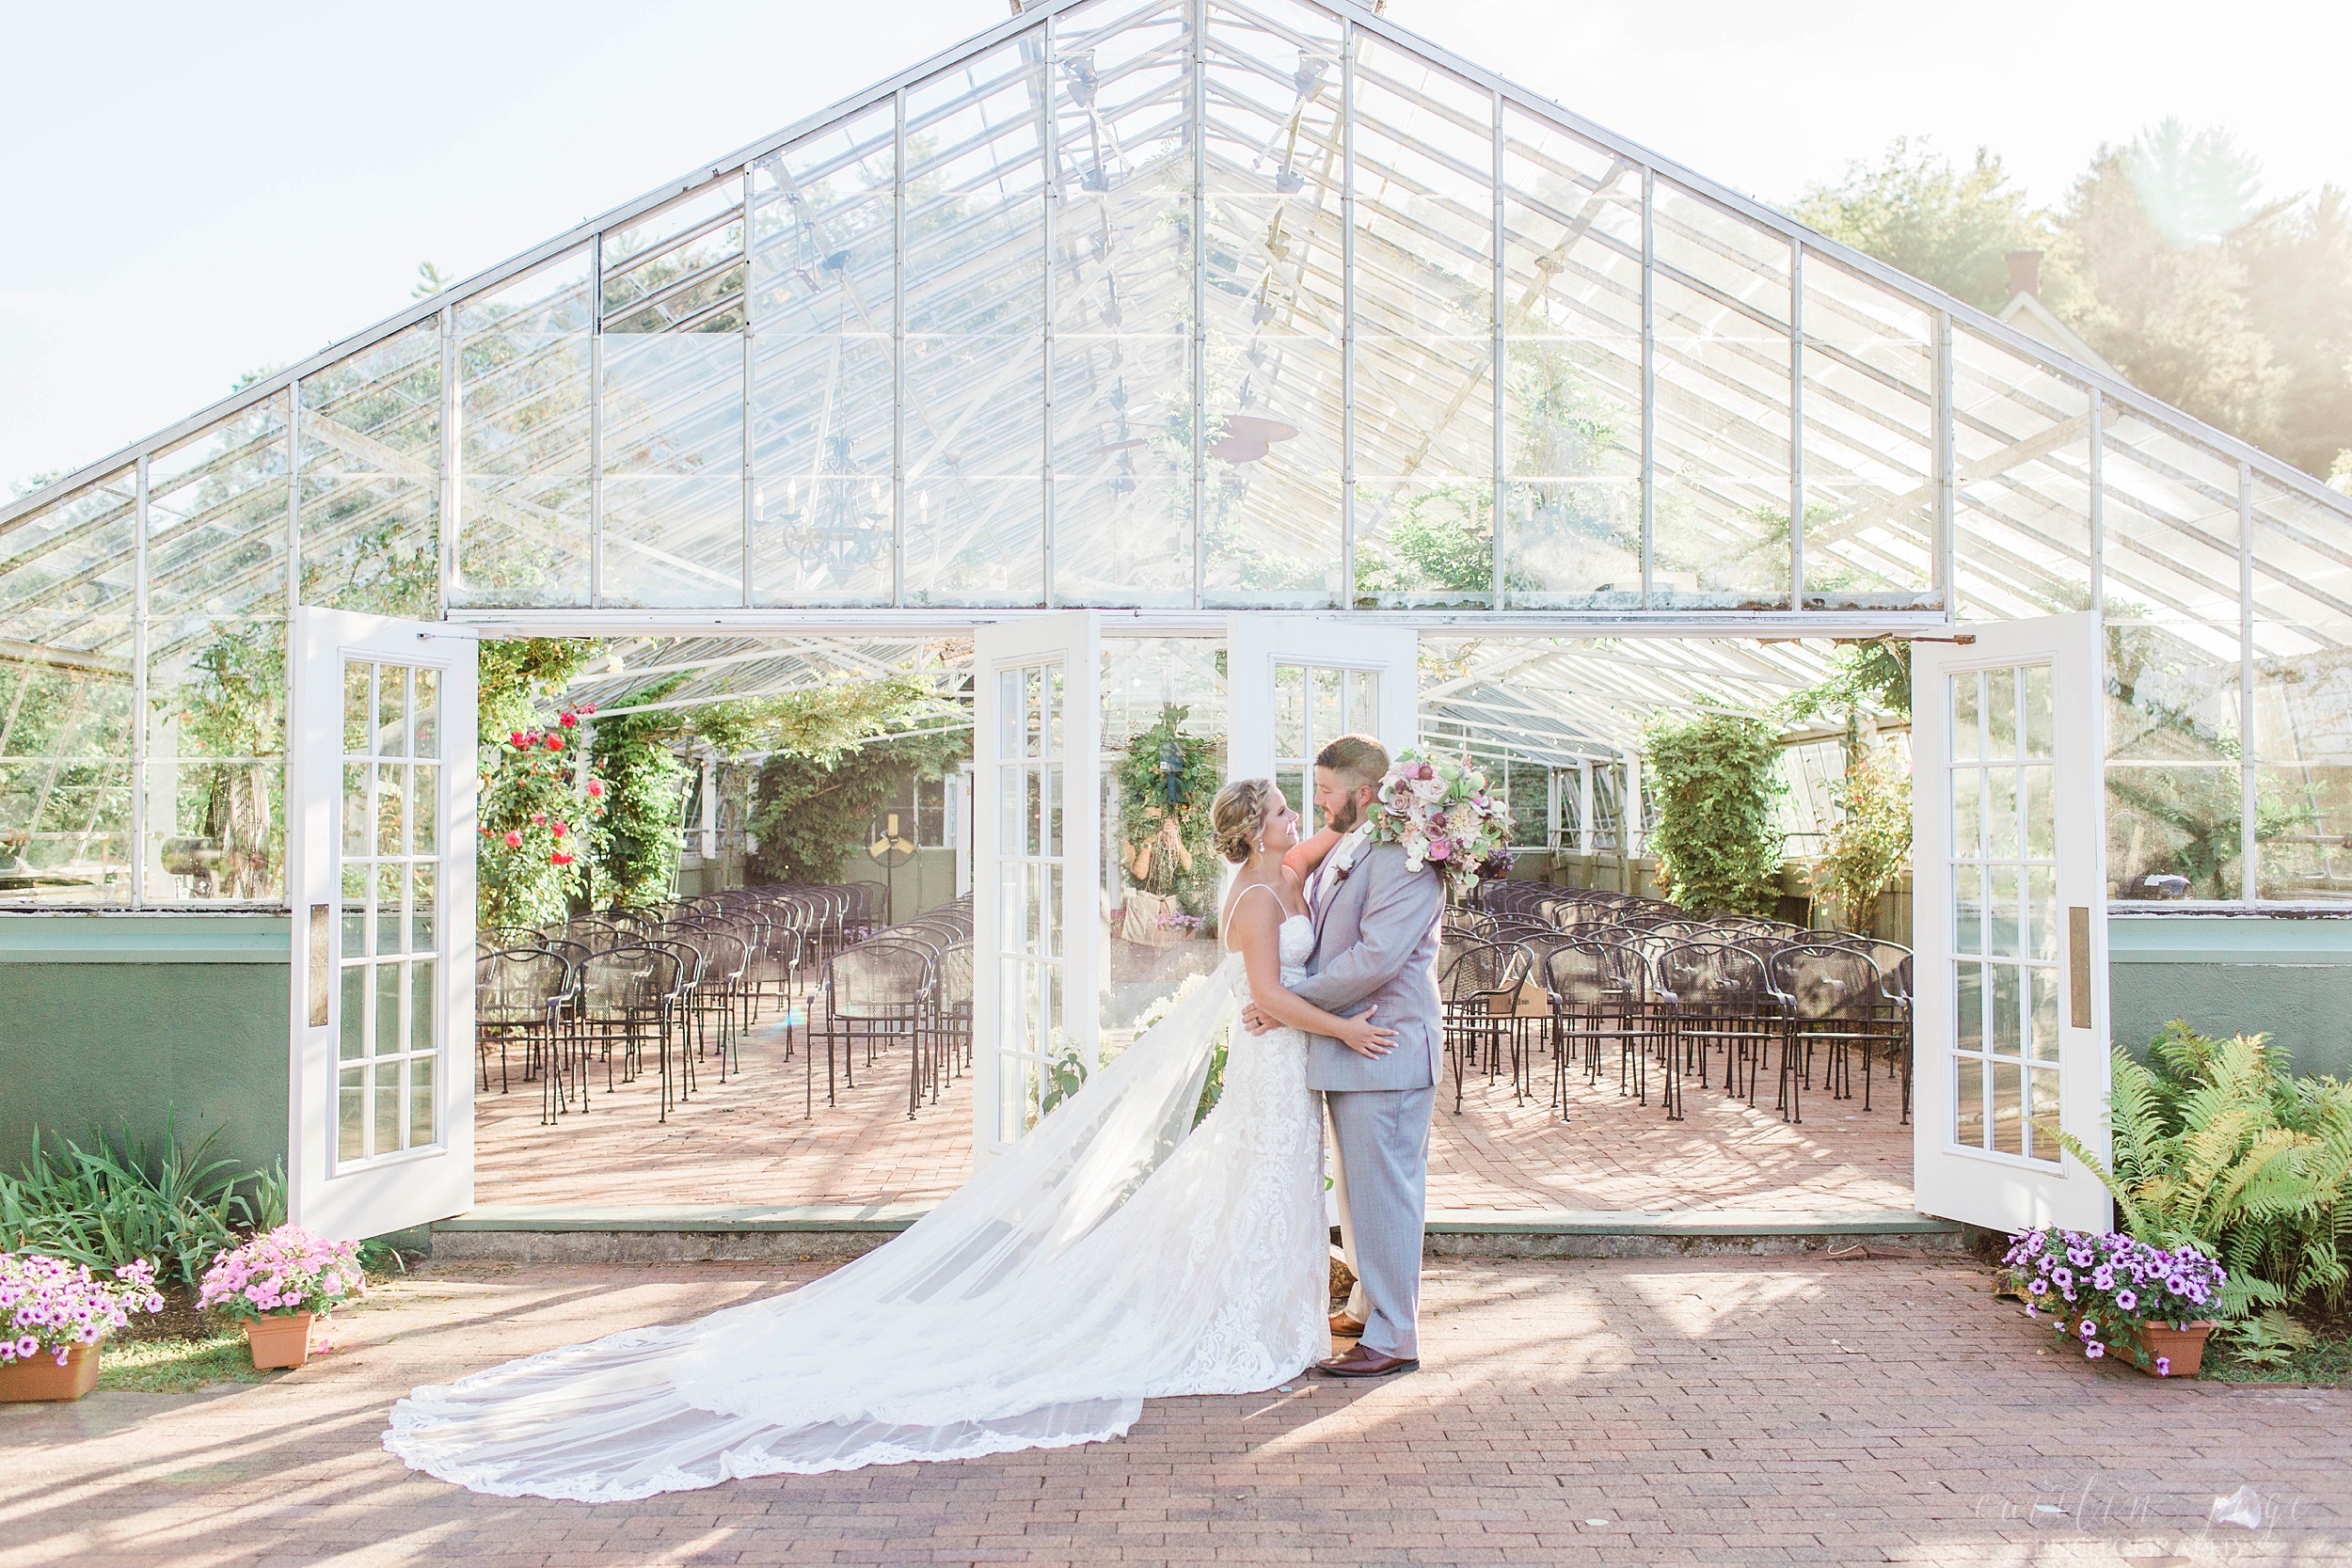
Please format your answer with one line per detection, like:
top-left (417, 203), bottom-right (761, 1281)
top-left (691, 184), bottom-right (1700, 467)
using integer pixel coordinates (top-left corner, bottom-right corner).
top-left (1227, 615), bottom-right (1420, 797)
top-left (1913, 612), bottom-right (2111, 1232)
top-left (970, 610), bottom-right (1102, 1162)
top-left (288, 608), bottom-right (477, 1242)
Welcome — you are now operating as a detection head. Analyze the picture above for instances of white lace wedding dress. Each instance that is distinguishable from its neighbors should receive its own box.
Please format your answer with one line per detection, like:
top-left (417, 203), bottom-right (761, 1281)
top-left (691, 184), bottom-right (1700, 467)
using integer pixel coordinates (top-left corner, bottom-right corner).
top-left (384, 916), bottom-right (1326, 1501)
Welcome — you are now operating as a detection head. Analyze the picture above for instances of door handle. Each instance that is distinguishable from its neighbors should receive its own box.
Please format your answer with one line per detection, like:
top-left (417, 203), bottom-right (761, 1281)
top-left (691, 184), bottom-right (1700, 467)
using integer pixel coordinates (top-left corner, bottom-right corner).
top-left (2068, 905), bottom-right (2091, 1030)
top-left (308, 903), bottom-right (332, 1027)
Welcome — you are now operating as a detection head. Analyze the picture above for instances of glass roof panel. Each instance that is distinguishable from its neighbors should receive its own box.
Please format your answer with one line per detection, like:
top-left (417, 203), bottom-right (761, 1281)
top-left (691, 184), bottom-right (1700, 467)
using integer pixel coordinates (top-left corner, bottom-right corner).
top-left (4, 0), bottom-right (2347, 643)
top-left (0, 468), bottom-right (136, 653)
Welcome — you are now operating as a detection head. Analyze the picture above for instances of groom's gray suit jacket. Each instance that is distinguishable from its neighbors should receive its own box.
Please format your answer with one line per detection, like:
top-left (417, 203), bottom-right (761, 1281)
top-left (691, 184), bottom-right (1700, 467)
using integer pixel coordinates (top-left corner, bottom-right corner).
top-left (1293, 840), bottom-right (1446, 1091)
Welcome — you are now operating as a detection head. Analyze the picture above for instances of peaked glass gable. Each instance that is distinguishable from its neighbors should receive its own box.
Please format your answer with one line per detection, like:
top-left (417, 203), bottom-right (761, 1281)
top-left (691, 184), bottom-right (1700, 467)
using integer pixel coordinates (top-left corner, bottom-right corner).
top-left (5, 0), bottom-right (2352, 909)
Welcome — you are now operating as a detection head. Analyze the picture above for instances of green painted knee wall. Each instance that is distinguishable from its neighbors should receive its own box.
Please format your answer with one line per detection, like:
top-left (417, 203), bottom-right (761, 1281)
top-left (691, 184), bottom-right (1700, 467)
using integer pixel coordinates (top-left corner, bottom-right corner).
top-left (2107, 915), bottom-right (2352, 1078)
top-left (0, 915), bottom-right (291, 1179)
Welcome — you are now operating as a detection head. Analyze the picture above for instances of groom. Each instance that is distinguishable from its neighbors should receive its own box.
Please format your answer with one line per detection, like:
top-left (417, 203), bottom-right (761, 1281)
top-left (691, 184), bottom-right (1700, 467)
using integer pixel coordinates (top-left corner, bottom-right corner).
top-left (1244, 734), bottom-right (1443, 1377)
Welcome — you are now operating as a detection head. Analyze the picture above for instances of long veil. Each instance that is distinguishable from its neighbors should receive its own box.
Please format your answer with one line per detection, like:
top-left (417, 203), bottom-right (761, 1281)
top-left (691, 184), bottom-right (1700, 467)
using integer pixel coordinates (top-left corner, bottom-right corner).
top-left (386, 958), bottom-right (1241, 1501)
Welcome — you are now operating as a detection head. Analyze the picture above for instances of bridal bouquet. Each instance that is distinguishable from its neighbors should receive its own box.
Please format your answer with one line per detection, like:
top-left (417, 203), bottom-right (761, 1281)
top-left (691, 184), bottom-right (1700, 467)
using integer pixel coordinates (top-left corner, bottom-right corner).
top-left (1371, 750), bottom-right (1515, 897)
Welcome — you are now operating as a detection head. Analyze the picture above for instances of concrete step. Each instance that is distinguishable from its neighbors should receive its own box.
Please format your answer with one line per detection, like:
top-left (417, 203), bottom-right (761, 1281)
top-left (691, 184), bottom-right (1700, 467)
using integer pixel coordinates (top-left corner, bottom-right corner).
top-left (427, 1203), bottom-right (1964, 1263)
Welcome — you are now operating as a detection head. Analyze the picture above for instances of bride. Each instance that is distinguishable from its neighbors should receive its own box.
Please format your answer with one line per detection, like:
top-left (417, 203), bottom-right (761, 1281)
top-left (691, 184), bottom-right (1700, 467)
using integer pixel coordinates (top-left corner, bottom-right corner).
top-left (386, 778), bottom-right (1395, 1500)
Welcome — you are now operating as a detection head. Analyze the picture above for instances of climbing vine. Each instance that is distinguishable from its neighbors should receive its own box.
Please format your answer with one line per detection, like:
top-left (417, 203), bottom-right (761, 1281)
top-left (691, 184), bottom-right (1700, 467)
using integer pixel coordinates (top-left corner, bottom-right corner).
top-left (475, 639), bottom-right (605, 927)
top-left (1812, 742), bottom-right (1912, 932)
top-left (588, 675), bottom-right (692, 908)
top-left (744, 728), bottom-right (969, 886)
top-left (1642, 711), bottom-right (1787, 915)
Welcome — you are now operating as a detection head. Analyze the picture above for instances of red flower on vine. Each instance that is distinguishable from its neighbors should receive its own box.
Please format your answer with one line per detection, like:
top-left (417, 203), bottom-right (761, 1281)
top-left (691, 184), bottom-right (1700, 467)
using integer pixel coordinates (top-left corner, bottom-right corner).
top-left (544, 735), bottom-right (564, 752)
top-left (503, 831), bottom-right (522, 847)
top-left (549, 851), bottom-right (575, 867)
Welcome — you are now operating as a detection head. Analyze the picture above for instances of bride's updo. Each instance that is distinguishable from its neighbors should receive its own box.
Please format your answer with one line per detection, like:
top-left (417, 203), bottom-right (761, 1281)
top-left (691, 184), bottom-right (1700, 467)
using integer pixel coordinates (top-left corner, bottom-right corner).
top-left (1210, 778), bottom-right (1277, 863)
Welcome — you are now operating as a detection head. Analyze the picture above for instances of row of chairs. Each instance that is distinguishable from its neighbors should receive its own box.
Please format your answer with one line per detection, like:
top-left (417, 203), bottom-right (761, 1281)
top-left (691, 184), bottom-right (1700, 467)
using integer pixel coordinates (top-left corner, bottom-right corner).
top-left (812, 896), bottom-right (975, 1118)
top-left (1446, 885), bottom-right (1914, 1127)
top-left (475, 883), bottom-right (882, 1124)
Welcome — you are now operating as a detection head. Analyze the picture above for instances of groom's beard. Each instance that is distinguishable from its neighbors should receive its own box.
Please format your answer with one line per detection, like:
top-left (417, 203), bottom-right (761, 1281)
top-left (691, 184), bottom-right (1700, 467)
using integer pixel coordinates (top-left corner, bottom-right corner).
top-left (1325, 795), bottom-right (1360, 834)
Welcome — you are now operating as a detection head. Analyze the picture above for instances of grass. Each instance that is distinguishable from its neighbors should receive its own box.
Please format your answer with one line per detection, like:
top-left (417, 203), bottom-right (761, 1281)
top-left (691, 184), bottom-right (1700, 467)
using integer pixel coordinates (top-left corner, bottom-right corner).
top-left (2204, 1316), bottom-right (2352, 1385)
top-left (95, 1331), bottom-right (277, 1394)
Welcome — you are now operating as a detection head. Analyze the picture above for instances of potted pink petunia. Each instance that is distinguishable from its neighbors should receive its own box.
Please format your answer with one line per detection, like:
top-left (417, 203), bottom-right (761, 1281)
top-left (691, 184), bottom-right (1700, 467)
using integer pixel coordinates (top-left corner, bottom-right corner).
top-left (199, 1226), bottom-right (369, 1370)
top-left (0, 1253), bottom-right (165, 1402)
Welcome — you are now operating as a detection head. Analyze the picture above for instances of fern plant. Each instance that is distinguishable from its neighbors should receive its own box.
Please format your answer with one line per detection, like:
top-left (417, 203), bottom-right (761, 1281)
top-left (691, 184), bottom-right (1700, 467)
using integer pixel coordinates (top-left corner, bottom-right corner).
top-left (2058, 1023), bottom-right (2352, 1325)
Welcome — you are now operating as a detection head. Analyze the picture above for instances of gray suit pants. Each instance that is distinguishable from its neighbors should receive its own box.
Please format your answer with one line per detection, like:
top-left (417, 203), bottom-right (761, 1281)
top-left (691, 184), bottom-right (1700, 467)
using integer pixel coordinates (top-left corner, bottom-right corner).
top-left (1323, 1084), bottom-right (1435, 1360)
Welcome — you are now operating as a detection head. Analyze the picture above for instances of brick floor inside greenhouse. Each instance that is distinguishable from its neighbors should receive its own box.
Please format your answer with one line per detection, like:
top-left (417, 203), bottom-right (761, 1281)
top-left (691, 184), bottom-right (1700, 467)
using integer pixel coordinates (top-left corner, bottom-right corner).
top-left (472, 1008), bottom-right (1914, 1215)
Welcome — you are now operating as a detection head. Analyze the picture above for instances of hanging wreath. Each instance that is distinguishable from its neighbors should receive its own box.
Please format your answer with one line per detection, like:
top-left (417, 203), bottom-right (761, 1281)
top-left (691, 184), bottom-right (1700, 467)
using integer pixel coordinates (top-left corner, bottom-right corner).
top-left (1115, 702), bottom-right (1221, 933)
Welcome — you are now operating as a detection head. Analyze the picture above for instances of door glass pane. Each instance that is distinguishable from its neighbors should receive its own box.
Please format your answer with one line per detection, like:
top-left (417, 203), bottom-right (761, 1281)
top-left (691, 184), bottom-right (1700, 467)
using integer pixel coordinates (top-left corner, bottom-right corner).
top-left (412, 765), bottom-right (437, 855)
top-left (377, 863), bottom-right (402, 953)
top-left (1348, 671), bottom-right (1380, 735)
top-left (338, 1068), bottom-right (364, 1161)
top-left (373, 1062), bottom-right (401, 1156)
top-left (379, 666), bottom-right (408, 758)
top-left (411, 958), bottom-right (436, 1053)
top-left (2026, 1065), bottom-right (2061, 1158)
top-left (1986, 667), bottom-right (2016, 759)
top-left (412, 667), bottom-right (439, 758)
top-left (1991, 1061), bottom-right (2023, 1155)
top-left (376, 958), bottom-right (404, 1055)
top-left (412, 864), bottom-right (437, 952)
top-left (340, 966), bottom-right (365, 1059)
top-left (1951, 673), bottom-right (1979, 762)
top-left (409, 1055), bottom-right (436, 1149)
top-left (343, 661), bottom-right (372, 754)
top-left (375, 765), bottom-right (405, 856)
top-left (1955, 1056), bottom-right (1984, 1148)
top-left (342, 764), bottom-right (369, 856)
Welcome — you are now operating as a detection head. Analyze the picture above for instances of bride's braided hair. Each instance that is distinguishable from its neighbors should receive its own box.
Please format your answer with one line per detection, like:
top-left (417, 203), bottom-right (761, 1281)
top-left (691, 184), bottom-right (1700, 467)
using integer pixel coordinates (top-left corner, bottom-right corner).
top-left (1209, 778), bottom-right (1278, 863)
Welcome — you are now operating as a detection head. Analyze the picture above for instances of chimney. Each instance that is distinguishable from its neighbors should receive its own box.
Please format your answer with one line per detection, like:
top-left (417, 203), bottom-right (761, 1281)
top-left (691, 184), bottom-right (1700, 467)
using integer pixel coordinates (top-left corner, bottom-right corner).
top-left (2006, 249), bottom-right (2043, 301)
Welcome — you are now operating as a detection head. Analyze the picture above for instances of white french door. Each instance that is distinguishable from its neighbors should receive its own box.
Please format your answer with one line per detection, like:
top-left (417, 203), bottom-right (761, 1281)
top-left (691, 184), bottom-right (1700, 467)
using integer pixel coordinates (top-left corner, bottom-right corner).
top-left (1913, 613), bottom-right (2110, 1232)
top-left (971, 612), bottom-right (1102, 1161)
top-left (288, 609), bottom-right (477, 1241)
top-left (1226, 616), bottom-right (1420, 814)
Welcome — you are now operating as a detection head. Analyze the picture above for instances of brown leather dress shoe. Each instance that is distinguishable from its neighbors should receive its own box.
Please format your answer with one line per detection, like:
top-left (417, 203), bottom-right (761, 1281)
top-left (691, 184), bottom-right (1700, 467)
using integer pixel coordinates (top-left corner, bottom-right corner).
top-left (1329, 1310), bottom-right (1366, 1337)
top-left (1315, 1343), bottom-right (1418, 1378)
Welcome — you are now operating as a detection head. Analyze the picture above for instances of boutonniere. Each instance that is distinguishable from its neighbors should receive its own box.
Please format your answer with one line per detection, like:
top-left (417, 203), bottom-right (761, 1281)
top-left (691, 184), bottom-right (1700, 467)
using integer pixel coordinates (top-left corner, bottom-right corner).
top-left (1327, 828), bottom-right (1368, 883)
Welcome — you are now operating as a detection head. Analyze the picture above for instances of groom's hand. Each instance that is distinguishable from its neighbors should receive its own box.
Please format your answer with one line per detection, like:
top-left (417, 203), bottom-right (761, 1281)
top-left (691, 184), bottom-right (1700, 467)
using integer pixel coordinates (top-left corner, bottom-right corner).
top-left (1240, 1004), bottom-right (1276, 1035)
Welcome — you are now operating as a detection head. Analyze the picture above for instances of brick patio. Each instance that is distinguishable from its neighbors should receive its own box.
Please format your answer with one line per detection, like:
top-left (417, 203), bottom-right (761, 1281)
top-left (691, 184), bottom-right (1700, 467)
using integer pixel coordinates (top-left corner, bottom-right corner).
top-left (7, 1256), bottom-right (2344, 1566)
top-left (475, 1012), bottom-right (1914, 1214)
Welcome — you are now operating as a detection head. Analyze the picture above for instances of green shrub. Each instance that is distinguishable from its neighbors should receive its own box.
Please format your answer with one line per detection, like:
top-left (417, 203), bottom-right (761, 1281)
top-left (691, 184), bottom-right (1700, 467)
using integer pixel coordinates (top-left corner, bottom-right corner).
top-left (2060, 1022), bottom-right (2352, 1328)
top-left (1642, 711), bottom-right (1786, 915)
top-left (0, 1120), bottom-right (284, 1289)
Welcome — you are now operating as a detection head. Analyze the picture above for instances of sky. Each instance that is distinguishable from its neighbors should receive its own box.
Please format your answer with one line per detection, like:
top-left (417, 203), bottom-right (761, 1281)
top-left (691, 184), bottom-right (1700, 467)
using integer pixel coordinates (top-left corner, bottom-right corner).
top-left (4, 0), bottom-right (2347, 499)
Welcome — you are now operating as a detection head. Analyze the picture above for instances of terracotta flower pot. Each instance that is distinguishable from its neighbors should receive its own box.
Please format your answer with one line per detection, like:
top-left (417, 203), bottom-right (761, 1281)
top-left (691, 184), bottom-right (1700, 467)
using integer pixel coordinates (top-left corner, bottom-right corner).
top-left (0, 1344), bottom-right (100, 1402)
top-left (244, 1311), bottom-right (314, 1370)
top-left (2126, 1321), bottom-right (2217, 1378)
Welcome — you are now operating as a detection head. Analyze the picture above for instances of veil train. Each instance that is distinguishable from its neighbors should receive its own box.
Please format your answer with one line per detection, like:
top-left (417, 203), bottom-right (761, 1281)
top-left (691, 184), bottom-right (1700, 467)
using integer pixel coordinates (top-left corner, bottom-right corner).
top-left (386, 961), bottom-right (1246, 1502)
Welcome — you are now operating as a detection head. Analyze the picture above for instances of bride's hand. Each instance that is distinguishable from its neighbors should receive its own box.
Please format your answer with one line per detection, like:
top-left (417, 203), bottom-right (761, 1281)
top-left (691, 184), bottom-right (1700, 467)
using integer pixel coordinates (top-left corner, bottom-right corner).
top-left (1336, 1006), bottom-right (1397, 1059)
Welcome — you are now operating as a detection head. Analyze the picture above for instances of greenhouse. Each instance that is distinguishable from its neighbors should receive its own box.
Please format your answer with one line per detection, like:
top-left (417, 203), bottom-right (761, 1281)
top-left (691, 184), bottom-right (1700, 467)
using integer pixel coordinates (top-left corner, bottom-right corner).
top-left (5, 0), bottom-right (2351, 1245)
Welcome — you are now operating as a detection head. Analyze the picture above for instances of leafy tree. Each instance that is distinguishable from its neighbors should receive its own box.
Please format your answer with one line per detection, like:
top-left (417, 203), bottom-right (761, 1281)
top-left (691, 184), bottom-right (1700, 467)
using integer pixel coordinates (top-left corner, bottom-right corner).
top-left (2064, 146), bottom-right (2282, 441)
top-left (1641, 711), bottom-right (1786, 915)
top-left (1794, 138), bottom-right (2081, 316)
top-left (744, 728), bottom-right (968, 885)
top-left (2236, 188), bottom-right (2352, 480)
